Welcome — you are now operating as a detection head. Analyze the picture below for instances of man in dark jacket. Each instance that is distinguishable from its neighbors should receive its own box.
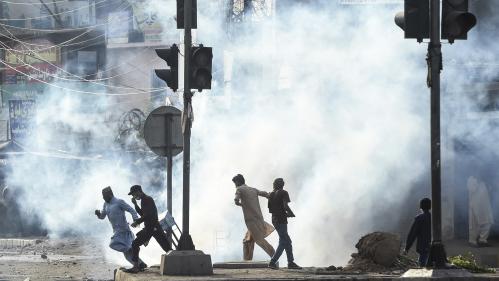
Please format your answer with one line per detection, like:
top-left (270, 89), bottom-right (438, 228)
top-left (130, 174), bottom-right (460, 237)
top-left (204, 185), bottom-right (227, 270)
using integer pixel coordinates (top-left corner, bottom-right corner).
top-left (404, 198), bottom-right (431, 267)
top-left (267, 178), bottom-right (301, 270)
top-left (126, 185), bottom-right (171, 273)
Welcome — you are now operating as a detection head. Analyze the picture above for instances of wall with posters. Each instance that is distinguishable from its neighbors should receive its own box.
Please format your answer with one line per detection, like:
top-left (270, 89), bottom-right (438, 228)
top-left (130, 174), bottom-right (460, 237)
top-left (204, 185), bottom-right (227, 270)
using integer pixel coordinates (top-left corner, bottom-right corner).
top-left (8, 100), bottom-right (36, 140)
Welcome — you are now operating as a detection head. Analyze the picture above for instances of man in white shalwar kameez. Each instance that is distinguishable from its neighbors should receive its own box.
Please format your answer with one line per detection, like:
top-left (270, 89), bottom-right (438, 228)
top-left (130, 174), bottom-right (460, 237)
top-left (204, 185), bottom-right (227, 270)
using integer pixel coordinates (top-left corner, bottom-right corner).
top-left (467, 176), bottom-right (494, 246)
top-left (95, 187), bottom-right (146, 268)
top-left (232, 174), bottom-right (275, 260)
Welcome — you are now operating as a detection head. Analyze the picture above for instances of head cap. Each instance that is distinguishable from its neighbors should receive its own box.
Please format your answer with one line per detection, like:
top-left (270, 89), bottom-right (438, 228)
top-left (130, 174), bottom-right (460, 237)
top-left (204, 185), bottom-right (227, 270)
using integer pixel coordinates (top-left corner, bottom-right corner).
top-left (102, 186), bottom-right (113, 194)
top-left (128, 185), bottom-right (142, 195)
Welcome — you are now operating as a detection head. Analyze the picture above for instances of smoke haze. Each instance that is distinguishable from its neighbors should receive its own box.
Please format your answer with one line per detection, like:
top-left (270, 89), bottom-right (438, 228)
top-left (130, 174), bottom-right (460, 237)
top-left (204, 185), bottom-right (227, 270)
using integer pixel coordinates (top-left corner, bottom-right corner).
top-left (5, 0), bottom-right (498, 268)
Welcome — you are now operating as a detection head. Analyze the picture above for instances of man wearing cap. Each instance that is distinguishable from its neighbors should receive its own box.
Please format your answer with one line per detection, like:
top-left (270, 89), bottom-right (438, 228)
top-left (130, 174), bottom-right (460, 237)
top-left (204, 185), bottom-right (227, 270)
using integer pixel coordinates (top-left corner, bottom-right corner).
top-left (232, 174), bottom-right (275, 261)
top-left (126, 185), bottom-right (171, 273)
top-left (95, 187), bottom-right (146, 269)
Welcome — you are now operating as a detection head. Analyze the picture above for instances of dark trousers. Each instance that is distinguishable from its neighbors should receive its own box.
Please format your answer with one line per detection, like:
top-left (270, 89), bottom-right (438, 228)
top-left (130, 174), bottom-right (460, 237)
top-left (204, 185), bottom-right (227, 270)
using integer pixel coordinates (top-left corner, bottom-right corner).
top-left (418, 251), bottom-right (429, 267)
top-left (270, 223), bottom-right (294, 264)
top-left (131, 225), bottom-right (171, 263)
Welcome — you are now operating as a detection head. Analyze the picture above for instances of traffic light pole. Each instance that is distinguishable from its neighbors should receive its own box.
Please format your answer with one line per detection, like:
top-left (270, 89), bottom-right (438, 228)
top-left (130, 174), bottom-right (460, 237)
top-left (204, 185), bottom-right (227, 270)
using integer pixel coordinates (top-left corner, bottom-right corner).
top-left (427, 0), bottom-right (447, 268)
top-left (178, 0), bottom-right (195, 251)
top-left (167, 115), bottom-right (173, 248)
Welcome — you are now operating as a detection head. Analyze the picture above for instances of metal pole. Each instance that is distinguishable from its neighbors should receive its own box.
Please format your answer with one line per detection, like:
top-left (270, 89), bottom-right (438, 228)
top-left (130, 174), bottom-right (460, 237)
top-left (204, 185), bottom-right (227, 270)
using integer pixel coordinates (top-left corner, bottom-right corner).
top-left (427, 0), bottom-right (446, 268)
top-left (179, 0), bottom-right (195, 250)
top-left (167, 116), bottom-right (173, 248)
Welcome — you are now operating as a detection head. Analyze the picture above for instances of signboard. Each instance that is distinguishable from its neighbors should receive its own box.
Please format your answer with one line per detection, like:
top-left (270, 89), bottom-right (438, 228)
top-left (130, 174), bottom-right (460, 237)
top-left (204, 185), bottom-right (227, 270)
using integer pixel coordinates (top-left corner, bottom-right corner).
top-left (4, 64), bottom-right (59, 84)
top-left (144, 106), bottom-right (183, 157)
top-left (5, 39), bottom-right (59, 65)
top-left (9, 100), bottom-right (36, 140)
top-left (4, 39), bottom-right (61, 84)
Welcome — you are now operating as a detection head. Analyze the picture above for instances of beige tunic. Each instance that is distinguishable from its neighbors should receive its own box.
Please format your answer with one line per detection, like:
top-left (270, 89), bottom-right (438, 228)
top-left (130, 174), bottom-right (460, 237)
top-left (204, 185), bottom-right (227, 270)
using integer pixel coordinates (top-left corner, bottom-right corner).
top-left (468, 176), bottom-right (494, 225)
top-left (235, 184), bottom-right (274, 241)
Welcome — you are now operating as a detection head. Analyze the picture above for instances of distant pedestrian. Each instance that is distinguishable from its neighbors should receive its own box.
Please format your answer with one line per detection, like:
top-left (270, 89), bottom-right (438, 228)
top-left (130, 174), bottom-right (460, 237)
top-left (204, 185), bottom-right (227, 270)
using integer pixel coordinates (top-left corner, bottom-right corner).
top-left (404, 198), bottom-right (431, 267)
top-left (125, 185), bottom-right (171, 273)
top-left (267, 178), bottom-right (301, 270)
top-left (232, 174), bottom-right (275, 260)
top-left (467, 176), bottom-right (493, 247)
top-left (95, 186), bottom-right (147, 269)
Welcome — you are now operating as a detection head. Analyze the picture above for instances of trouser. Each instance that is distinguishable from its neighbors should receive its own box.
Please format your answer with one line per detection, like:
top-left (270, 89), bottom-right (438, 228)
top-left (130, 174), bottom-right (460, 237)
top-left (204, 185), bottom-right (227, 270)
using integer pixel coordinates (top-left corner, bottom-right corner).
top-left (131, 225), bottom-right (172, 263)
top-left (418, 251), bottom-right (429, 267)
top-left (243, 230), bottom-right (275, 260)
top-left (123, 249), bottom-right (145, 266)
top-left (469, 222), bottom-right (492, 244)
top-left (270, 223), bottom-right (294, 264)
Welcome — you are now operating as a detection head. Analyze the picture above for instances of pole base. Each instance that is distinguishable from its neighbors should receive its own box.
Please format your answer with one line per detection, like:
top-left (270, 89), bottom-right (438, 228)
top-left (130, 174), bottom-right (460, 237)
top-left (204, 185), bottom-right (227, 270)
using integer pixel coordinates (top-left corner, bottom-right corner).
top-left (178, 233), bottom-right (195, 250)
top-left (160, 250), bottom-right (213, 275)
top-left (426, 241), bottom-right (447, 268)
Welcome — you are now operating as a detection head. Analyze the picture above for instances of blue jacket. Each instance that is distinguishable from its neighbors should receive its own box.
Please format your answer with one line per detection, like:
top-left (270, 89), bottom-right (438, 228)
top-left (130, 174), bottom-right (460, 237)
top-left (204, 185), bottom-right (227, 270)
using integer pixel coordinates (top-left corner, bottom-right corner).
top-left (405, 211), bottom-right (431, 254)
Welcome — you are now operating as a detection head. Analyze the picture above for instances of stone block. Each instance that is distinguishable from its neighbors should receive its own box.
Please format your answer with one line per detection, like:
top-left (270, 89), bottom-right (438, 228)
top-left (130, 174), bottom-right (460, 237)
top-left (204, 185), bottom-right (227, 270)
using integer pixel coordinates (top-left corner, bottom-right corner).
top-left (160, 250), bottom-right (213, 276)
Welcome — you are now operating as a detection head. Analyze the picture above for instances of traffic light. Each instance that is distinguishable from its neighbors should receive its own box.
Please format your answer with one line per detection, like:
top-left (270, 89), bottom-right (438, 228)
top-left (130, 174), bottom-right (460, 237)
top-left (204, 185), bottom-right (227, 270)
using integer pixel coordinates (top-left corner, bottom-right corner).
top-left (441, 0), bottom-right (476, 43)
top-left (394, 0), bottom-right (430, 42)
top-left (155, 44), bottom-right (179, 92)
top-left (190, 45), bottom-right (213, 92)
top-left (177, 0), bottom-right (197, 29)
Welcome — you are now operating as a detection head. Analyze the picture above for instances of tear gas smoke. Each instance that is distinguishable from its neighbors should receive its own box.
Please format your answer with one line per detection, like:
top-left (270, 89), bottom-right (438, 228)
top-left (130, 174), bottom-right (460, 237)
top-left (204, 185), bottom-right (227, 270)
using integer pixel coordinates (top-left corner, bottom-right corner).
top-left (5, 0), bottom-right (497, 268)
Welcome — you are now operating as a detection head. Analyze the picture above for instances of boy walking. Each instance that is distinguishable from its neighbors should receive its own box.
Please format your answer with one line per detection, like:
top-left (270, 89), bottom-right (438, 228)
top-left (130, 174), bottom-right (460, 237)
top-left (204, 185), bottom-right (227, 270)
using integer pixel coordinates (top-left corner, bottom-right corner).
top-left (267, 178), bottom-right (301, 269)
top-left (404, 198), bottom-right (432, 267)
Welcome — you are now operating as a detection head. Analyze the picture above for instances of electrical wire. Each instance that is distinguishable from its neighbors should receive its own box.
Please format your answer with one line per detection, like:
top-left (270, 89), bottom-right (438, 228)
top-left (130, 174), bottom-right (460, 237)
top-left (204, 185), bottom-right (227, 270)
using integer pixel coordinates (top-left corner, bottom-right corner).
top-left (1, 0), bottom-right (107, 21)
top-left (0, 2), bottom-right (132, 50)
top-left (0, 0), bottom-right (139, 33)
top-left (0, 59), bottom-right (168, 96)
top-left (0, 40), bottom-right (170, 92)
top-left (0, 11), bottom-right (175, 90)
top-left (0, 43), bottom-right (155, 82)
top-left (0, 86), bottom-right (168, 107)
top-left (0, 0), bottom-right (69, 5)
top-left (0, 1), bottom-right (176, 95)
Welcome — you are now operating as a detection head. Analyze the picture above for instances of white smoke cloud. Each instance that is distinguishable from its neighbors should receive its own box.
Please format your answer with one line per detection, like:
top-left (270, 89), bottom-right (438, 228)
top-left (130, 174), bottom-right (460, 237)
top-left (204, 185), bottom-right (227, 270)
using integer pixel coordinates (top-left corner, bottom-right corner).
top-left (7, 0), bottom-right (497, 269)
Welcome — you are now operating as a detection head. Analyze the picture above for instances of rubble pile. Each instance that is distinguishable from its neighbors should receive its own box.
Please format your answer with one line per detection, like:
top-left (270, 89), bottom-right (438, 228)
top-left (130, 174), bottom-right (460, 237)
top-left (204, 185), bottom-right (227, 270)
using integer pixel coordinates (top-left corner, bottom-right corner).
top-left (330, 232), bottom-right (418, 274)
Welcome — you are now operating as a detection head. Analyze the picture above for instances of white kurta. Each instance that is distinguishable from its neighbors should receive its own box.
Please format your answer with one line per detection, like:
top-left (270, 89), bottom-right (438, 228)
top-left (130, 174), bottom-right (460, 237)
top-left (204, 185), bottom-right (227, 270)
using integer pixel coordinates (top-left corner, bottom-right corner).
top-left (467, 176), bottom-right (494, 243)
top-left (235, 184), bottom-right (274, 241)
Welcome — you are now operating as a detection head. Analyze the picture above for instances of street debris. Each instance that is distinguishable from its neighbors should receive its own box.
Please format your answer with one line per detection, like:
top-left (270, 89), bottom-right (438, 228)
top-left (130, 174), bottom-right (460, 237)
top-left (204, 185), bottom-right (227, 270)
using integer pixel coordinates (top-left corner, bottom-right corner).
top-left (449, 253), bottom-right (496, 273)
top-left (319, 232), bottom-right (418, 275)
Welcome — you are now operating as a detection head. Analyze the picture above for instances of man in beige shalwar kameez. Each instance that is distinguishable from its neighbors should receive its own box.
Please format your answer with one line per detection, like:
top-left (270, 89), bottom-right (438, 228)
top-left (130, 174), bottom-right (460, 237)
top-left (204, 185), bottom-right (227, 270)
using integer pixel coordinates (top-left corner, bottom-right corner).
top-left (233, 174), bottom-right (275, 260)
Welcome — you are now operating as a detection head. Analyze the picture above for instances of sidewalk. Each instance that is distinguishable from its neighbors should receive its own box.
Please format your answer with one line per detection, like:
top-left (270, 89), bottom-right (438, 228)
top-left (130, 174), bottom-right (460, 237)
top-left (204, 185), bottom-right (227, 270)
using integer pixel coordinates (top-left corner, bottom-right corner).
top-left (114, 266), bottom-right (499, 281)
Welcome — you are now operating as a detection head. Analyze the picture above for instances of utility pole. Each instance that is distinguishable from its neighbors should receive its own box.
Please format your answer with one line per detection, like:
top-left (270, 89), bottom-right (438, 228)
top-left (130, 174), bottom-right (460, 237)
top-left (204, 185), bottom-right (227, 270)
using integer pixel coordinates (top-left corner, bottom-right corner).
top-left (178, 0), bottom-right (195, 251)
top-left (153, 1), bottom-right (212, 275)
top-left (395, 0), bottom-right (476, 269)
top-left (426, 0), bottom-right (446, 268)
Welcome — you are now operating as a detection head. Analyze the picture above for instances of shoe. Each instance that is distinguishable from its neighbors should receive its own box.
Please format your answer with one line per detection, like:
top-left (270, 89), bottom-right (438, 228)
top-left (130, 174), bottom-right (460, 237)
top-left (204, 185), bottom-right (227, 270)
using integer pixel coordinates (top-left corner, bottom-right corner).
top-left (268, 261), bottom-right (278, 270)
top-left (288, 262), bottom-right (302, 269)
top-left (123, 266), bottom-right (141, 274)
top-left (139, 262), bottom-right (148, 271)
